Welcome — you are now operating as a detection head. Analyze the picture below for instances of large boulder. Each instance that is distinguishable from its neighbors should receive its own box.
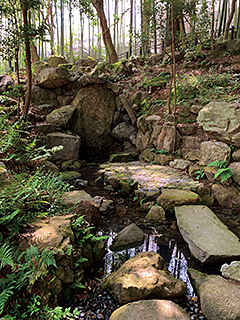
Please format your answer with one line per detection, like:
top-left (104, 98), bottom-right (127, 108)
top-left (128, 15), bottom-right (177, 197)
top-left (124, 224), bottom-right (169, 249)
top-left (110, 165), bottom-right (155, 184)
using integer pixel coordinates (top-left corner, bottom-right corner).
top-left (111, 122), bottom-right (137, 144)
top-left (188, 269), bottom-right (240, 320)
top-left (46, 105), bottom-right (76, 128)
top-left (175, 205), bottom-right (240, 263)
top-left (102, 251), bottom-right (187, 304)
top-left (31, 86), bottom-right (58, 106)
top-left (46, 132), bottom-right (81, 162)
top-left (229, 162), bottom-right (240, 185)
top-left (35, 67), bottom-right (70, 89)
top-left (199, 141), bottom-right (231, 166)
top-left (33, 61), bottom-right (50, 74)
top-left (107, 60), bottom-right (133, 77)
top-left (48, 55), bottom-right (68, 67)
top-left (197, 101), bottom-right (240, 147)
top-left (62, 190), bottom-right (94, 206)
top-left (111, 223), bottom-right (144, 251)
top-left (110, 300), bottom-right (191, 320)
top-left (75, 57), bottom-right (97, 69)
top-left (71, 84), bottom-right (116, 156)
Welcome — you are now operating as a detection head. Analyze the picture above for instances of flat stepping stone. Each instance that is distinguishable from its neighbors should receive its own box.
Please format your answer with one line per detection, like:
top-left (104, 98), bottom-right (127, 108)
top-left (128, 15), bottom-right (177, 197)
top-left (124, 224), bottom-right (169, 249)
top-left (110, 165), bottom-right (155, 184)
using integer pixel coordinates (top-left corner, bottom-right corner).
top-left (175, 205), bottom-right (240, 263)
top-left (99, 161), bottom-right (200, 191)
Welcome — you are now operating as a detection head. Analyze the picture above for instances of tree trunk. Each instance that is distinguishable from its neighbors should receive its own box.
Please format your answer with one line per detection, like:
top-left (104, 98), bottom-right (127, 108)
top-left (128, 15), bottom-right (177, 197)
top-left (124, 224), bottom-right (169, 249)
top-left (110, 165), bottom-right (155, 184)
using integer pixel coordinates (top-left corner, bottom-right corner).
top-left (22, 5), bottom-right (32, 117)
top-left (60, 0), bottom-right (64, 56)
top-left (129, 0), bottom-right (133, 56)
top-left (224, 0), bottom-right (237, 39)
top-left (91, 0), bottom-right (118, 63)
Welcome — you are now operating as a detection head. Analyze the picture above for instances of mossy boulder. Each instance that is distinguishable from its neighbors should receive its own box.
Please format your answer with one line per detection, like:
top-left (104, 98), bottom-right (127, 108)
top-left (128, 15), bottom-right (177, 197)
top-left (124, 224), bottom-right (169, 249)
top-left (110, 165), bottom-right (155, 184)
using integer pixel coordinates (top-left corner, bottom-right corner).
top-left (111, 223), bottom-right (144, 251)
top-left (107, 60), bottom-right (133, 77)
top-left (142, 76), bottom-right (168, 90)
top-left (110, 152), bottom-right (139, 163)
top-left (156, 189), bottom-right (199, 212)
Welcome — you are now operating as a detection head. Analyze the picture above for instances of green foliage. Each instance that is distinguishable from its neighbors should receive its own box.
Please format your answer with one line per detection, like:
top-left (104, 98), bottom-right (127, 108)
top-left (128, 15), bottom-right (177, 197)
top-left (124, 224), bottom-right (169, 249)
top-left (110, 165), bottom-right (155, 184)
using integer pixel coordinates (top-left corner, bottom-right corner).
top-left (0, 170), bottom-right (70, 234)
top-left (151, 148), bottom-right (168, 155)
top-left (0, 242), bottom-right (56, 316)
top-left (194, 168), bottom-right (205, 180)
top-left (0, 115), bottom-right (63, 164)
top-left (207, 160), bottom-right (233, 183)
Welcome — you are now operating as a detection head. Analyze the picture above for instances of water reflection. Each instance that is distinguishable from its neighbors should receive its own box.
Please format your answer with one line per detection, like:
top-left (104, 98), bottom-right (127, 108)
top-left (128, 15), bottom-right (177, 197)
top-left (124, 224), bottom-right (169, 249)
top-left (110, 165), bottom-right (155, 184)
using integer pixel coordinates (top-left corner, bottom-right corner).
top-left (103, 231), bottom-right (195, 296)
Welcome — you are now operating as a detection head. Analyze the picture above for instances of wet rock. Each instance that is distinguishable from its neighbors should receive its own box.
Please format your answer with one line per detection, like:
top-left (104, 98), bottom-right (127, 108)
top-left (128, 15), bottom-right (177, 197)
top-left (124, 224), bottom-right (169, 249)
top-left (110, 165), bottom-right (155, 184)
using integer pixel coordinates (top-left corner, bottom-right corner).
top-left (111, 223), bottom-right (144, 251)
top-left (102, 251), bottom-right (187, 304)
top-left (175, 205), bottom-right (240, 263)
top-left (110, 299), bottom-right (191, 320)
top-left (156, 189), bottom-right (199, 212)
top-left (35, 67), bottom-right (70, 89)
top-left (46, 132), bottom-right (80, 162)
top-left (99, 199), bottom-right (115, 215)
top-left (196, 184), bottom-right (214, 207)
top-left (197, 101), bottom-right (240, 147)
top-left (46, 105), bottom-right (76, 128)
top-left (221, 261), bottom-right (240, 282)
top-left (188, 269), bottom-right (240, 320)
top-left (145, 205), bottom-right (166, 221)
top-left (73, 179), bottom-right (88, 188)
top-left (199, 141), bottom-right (231, 166)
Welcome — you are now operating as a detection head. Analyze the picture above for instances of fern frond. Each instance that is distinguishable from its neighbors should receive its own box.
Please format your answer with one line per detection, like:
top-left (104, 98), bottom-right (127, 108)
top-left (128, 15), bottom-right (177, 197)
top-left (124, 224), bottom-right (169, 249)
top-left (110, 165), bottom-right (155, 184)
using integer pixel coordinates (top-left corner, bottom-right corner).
top-left (41, 248), bottom-right (57, 268)
top-left (214, 168), bottom-right (233, 182)
top-left (0, 243), bottom-right (14, 269)
top-left (207, 160), bottom-right (220, 167)
top-left (0, 287), bottom-right (14, 314)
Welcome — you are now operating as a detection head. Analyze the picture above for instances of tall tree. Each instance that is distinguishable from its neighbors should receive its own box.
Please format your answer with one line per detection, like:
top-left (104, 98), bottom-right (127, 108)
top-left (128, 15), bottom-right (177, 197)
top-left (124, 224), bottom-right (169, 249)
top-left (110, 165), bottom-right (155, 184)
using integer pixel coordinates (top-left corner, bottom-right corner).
top-left (224, 0), bottom-right (237, 39)
top-left (91, 0), bottom-right (118, 63)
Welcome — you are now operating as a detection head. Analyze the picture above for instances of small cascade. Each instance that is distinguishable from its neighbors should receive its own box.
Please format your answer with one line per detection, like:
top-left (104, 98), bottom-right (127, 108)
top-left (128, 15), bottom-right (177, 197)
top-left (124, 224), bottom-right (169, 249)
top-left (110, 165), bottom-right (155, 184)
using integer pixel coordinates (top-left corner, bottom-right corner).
top-left (103, 231), bottom-right (195, 296)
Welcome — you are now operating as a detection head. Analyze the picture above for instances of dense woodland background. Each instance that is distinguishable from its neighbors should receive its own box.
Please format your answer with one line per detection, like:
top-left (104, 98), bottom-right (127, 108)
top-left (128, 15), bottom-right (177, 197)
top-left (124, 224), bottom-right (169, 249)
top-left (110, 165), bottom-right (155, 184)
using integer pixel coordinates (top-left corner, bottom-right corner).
top-left (1, 0), bottom-right (240, 73)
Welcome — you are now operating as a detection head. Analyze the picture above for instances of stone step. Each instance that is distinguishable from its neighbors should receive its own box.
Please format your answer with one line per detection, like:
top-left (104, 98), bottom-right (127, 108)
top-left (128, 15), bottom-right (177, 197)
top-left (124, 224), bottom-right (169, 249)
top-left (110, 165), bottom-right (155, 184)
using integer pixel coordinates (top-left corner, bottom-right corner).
top-left (175, 205), bottom-right (240, 263)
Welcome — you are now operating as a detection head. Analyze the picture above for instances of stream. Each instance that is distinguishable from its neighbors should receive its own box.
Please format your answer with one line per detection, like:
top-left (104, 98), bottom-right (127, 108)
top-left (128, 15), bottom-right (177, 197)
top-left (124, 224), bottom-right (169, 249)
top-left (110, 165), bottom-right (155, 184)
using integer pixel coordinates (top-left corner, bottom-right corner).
top-left (69, 163), bottom-right (229, 320)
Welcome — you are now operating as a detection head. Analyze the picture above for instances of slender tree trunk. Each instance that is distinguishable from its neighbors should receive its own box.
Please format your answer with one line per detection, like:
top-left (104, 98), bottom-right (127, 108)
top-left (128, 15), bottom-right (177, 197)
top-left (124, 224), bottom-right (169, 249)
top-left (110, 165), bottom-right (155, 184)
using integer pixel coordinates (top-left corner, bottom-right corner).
top-left (129, 0), bottom-right (133, 56)
top-left (22, 5), bottom-right (32, 117)
top-left (224, 0), bottom-right (237, 39)
top-left (60, 0), bottom-right (64, 56)
top-left (237, 0), bottom-right (240, 37)
top-left (171, 0), bottom-right (176, 150)
top-left (91, 0), bottom-right (118, 63)
top-left (211, 0), bottom-right (215, 49)
top-left (153, 0), bottom-right (157, 53)
top-left (69, 1), bottom-right (73, 62)
top-left (54, 0), bottom-right (60, 54)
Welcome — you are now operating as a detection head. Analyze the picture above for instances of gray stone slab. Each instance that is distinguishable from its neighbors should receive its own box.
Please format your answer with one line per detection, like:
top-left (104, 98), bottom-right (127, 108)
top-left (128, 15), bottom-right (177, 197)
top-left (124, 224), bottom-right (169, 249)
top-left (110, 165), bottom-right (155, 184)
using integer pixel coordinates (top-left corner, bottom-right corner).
top-left (175, 205), bottom-right (240, 263)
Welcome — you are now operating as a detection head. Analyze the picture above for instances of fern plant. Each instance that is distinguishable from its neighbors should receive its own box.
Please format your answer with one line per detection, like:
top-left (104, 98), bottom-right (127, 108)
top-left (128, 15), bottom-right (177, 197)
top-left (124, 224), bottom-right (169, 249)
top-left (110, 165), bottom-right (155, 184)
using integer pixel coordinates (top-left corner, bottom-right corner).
top-left (207, 160), bottom-right (233, 183)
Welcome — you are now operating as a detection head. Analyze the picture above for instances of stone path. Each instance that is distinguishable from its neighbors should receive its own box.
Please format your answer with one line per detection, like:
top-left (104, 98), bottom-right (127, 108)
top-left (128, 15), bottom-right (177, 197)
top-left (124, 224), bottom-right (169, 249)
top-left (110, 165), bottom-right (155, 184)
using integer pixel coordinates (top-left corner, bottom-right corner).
top-left (99, 161), bottom-right (200, 191)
